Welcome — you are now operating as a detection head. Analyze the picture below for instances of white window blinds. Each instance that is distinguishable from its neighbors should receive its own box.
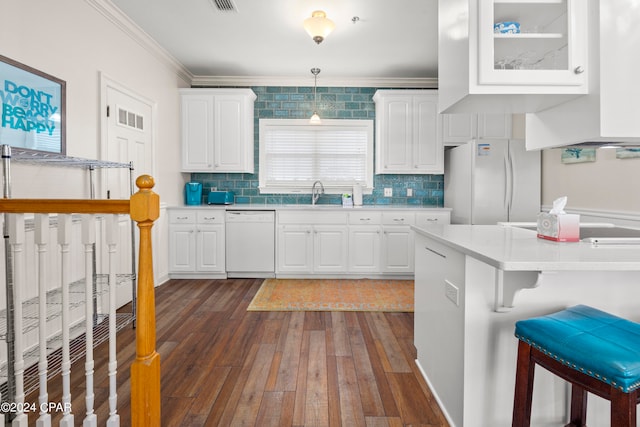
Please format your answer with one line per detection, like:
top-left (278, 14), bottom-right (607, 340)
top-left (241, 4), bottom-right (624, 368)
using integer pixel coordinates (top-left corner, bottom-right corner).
top-left (259, 119), bottom-right (373, 193)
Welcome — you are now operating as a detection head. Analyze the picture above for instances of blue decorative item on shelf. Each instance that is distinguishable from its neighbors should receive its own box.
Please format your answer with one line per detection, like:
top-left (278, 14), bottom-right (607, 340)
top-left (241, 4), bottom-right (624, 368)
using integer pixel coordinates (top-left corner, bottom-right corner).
top-left (494, 21), bottom-right (520, 34)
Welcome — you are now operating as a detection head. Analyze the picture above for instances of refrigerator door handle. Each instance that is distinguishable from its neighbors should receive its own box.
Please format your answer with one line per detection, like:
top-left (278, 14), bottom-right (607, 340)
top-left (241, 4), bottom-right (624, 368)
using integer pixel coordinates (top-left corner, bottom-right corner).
top-left (504, 153), bottom-right (511, 214)
top-left (505, 150), bottom-right (514, 215)
top-left (508, 150), bottom-right (515, 216)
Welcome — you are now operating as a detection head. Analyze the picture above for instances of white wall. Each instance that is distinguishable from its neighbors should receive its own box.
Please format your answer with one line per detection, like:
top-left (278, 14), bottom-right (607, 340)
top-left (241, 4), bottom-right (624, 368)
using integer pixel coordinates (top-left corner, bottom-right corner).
top-left (2, 0), bottom-right (192, 283)
top-left (542, 148), bottom-right (640, 214)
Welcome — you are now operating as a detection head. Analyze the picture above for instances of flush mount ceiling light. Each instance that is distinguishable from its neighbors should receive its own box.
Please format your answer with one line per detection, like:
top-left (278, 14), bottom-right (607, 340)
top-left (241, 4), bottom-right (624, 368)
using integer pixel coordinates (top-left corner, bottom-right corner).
top-left (304, 10), bottom-right (335, 44)
top-left (310, 68), bottom-right (321, 125)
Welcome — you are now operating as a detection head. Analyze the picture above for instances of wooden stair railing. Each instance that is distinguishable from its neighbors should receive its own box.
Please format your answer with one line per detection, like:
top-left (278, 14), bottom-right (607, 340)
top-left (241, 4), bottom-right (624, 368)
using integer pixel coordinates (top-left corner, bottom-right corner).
top-left (0, 174), bottom-right (161, 426)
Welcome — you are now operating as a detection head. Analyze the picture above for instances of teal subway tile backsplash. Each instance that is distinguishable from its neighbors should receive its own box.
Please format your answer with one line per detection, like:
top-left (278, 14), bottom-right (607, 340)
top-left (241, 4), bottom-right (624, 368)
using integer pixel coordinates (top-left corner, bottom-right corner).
top-left (190, 86), bottom-right (443, 207)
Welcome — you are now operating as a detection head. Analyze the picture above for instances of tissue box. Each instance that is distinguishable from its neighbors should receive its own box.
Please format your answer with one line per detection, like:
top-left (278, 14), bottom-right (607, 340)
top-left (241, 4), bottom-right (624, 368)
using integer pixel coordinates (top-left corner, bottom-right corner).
top-left (536, 213), bottom-right (580, 242)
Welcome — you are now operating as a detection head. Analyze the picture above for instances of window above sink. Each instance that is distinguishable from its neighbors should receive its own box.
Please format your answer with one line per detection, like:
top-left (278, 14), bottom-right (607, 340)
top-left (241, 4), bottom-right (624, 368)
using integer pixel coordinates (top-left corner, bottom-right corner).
top-left (258, 119), bottom-right (374, 195)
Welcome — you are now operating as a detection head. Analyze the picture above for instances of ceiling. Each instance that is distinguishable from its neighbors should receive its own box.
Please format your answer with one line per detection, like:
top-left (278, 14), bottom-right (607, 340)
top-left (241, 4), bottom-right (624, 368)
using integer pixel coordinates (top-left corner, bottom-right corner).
top-left (110, 0), bottom-right (439, 86)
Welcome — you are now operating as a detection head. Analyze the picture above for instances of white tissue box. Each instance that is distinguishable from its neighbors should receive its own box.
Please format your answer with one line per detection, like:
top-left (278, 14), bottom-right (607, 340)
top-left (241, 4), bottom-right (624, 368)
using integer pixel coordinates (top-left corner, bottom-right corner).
top-left (536, 213), bottom-right (580, 242)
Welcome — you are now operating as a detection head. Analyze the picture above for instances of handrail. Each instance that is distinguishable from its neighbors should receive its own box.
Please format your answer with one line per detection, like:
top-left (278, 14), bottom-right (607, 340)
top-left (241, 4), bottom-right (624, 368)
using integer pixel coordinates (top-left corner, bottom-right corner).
top-left (0, 199), bottom-right (130, 214)
top-left (0, 174), bottom-right (161, 426)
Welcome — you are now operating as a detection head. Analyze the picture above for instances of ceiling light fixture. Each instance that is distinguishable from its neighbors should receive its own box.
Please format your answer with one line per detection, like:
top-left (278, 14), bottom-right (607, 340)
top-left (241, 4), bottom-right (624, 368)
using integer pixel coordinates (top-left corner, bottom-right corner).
top-left (310, 68), bottom-right (321, 125)
top-left (304, 10), bottom-right (335, 44)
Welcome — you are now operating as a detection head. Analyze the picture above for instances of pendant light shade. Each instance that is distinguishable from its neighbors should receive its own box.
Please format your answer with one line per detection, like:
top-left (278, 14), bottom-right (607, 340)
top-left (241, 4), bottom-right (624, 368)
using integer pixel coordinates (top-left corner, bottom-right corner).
top-left (304, 10), bottom-right (335, 44)
top-left (310, 68), bottom-right (321, 125)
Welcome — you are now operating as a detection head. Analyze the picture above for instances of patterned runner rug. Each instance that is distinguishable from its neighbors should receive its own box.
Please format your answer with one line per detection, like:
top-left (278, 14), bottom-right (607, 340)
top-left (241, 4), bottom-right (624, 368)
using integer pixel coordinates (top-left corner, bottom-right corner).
top-left (247, 278), bottom-right (414, 312)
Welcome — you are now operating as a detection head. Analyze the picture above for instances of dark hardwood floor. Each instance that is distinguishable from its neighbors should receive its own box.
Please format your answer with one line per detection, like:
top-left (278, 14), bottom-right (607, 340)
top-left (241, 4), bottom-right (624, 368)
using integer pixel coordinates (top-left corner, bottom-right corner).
top-left (26, 278), bottom-right (449, 426)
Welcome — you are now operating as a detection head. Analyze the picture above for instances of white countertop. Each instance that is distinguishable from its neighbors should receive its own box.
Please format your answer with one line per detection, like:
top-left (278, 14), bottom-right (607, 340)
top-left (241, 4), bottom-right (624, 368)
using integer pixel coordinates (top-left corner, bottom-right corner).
top-left (412, 224), bottom-right (640, 271)
top-left (171, 204), bottom-right (451, 211)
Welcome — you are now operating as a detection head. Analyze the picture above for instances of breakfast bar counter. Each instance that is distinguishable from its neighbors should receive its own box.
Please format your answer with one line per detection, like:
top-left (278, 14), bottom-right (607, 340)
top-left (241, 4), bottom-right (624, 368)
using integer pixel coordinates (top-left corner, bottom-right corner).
top-left (412, 224), bottom-right (640, 427)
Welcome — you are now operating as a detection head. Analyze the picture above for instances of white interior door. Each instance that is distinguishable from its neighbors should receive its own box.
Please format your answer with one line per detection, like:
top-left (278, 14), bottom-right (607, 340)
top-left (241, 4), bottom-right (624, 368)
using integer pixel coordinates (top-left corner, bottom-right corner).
top-left (103, 78), bottom-right (154, 308)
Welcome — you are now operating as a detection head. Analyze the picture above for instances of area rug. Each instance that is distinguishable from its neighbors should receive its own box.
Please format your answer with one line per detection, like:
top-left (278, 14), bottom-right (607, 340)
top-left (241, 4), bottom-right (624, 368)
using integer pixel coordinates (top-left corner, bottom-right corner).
top-left (247, 278), bottom-right (414, 312)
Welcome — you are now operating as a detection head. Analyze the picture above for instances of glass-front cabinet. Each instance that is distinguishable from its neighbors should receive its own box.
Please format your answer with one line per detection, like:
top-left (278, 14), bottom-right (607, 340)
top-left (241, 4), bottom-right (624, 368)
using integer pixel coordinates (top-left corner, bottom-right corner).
top-left (478, 0), bottom-right (587, 87)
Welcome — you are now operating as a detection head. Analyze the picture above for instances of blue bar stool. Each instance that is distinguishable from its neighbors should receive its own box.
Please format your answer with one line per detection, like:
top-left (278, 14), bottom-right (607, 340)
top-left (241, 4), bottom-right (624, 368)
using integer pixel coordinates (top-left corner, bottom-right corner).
top-left (512, 305), bottom-right (640, 426)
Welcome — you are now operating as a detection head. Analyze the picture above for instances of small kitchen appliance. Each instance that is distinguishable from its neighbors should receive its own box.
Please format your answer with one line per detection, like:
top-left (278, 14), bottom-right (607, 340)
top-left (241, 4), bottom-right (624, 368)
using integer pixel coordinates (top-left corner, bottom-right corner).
top-left (208, 191), bottom-right (235, 205)
top-left (184, 182), bottom-right (202, 205)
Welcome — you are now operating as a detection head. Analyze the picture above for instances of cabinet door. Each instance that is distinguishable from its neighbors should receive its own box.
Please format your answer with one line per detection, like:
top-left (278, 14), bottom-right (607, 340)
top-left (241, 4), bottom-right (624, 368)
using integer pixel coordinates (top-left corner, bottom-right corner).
top-left (277, 225), bottom-right (313, 273)
top-left (478, 114), bottom-right (511, 139)
top-left (477, 0), bottom-right (587, 87)
top-left (441, 114), bottom-right (477, 145)
top-left (169, 225), bottom-right (196, 272)
top-left (196, 224), bottom-right (225, 272)
top-left (381, 226), bottom-right (414, 273)
top-left (414, 96), bottom-right (443, 173)
top-left (213, 94), bottom-right (253, 173)
top-left (181, 95), bottom-right (214, 172)
top-left (348, 226), bottom-right (381, 273)
top-left (313, 225), bottom-right (348, 273)
top-left (376, 95), bottom-right (413, 173)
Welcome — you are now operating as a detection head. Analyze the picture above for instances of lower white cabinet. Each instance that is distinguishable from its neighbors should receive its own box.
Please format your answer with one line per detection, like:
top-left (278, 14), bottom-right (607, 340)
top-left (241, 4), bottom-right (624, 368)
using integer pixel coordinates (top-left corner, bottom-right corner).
top-left (277, 212), bottom-right (348, 274)
top-left (348, 212), bottom-right (382, 273)
top-left (168, 209), bottom-right (226, 278)
top-left (381, 212), bottom-right (415, 274)
top-left (277, 209), bottom-right (450, 277)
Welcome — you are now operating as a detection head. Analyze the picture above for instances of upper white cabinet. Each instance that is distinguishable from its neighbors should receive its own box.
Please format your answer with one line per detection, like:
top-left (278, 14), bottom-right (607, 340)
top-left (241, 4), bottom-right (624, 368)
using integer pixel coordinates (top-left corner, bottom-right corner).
top-left (374, 90), bottom-right (443, 174)
top-left (441, 113), bottom-right (512, 144)
top-left (438, 0), bottom-right (588, 114)
top-left (526, 0), bottom-right (640, 149)
top-left (180, 88), bottom-right (256, 173)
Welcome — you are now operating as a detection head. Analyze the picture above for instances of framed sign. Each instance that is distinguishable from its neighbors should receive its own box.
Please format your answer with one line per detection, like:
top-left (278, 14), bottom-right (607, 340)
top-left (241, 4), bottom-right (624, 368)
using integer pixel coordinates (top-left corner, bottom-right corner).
top-left (0, 54), bottom-right (66, 154)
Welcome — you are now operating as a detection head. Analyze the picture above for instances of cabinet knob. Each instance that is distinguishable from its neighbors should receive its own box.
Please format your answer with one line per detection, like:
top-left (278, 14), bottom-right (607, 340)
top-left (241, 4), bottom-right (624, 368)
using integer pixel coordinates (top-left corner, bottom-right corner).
top-left (574, 66), bottom-right (585, 74)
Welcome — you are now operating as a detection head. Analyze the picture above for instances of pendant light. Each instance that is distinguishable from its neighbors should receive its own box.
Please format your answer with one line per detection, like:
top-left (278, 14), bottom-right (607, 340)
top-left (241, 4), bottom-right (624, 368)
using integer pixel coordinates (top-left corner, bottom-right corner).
top-left (310, 68), bottom-right (321, 125)
top-left (303, 10), bottom-right (335, 44)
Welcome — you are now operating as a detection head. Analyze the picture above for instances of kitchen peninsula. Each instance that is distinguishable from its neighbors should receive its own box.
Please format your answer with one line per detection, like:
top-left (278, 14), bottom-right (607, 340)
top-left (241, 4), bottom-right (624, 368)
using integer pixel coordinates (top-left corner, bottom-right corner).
top-left (413, 224), bottom-right (640, 427)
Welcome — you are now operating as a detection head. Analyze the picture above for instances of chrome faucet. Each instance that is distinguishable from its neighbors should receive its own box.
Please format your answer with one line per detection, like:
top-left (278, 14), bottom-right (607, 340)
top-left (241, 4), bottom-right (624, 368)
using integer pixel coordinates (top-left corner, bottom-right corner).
top-left (311, 180), bottom-right (325, 205)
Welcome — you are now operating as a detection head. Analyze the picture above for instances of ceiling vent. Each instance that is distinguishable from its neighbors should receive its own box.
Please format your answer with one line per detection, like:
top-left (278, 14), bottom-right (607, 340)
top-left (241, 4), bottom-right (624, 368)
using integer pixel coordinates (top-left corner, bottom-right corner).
top-left (211, 0), bottom-right (238, 12)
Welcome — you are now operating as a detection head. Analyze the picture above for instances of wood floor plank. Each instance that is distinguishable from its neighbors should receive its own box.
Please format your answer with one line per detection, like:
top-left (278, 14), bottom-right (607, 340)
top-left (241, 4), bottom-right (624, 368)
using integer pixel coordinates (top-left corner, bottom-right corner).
top-left (274, 311), bottom-right (305, 392)
top-left (336, 355), bottom-right (367, 427)
top-left (330, 312), bottom-right (352, 357)
top-left (366, 312), bottom-right (412, 373)
top-left (349, 327), bottom-right (386, 417)
top-left (24, 279), bottom-right (449, 427)
top-left (305, 330), bottom-right (330, 426)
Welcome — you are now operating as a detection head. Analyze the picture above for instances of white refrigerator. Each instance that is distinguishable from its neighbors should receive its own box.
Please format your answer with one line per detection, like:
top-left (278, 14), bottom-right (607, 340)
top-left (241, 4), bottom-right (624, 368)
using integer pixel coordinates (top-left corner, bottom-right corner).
top-left (444, 139), bottom-right (541, 224)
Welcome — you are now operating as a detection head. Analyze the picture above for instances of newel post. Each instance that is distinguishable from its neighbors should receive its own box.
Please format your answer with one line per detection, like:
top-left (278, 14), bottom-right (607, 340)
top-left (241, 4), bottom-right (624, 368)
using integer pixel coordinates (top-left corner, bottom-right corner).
top-left (129, 175), bottom-right (161, 426)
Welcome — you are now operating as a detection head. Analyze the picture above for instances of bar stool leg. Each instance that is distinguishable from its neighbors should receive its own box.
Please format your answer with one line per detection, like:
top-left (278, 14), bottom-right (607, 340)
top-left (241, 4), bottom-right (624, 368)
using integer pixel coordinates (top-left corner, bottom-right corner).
top-left (610, 388), bottom-right (637, 427)
top-left (567, 383), bottom-right (587, 427)
top-left (513, 340), bottom-right (536, 427)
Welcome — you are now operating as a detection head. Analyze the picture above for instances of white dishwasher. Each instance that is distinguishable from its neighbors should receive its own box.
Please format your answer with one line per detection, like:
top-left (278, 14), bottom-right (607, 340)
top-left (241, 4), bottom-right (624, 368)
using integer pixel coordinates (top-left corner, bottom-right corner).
top-left (225, 210), bottom-right (275, 278)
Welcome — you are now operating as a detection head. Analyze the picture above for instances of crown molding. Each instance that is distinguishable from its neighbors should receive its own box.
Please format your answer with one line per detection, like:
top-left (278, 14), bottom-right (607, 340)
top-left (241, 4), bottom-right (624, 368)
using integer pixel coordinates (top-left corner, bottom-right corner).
top-left (191, 75), bottom-right (438, 88)
top-left (86, 0), bottom-right (193, 85)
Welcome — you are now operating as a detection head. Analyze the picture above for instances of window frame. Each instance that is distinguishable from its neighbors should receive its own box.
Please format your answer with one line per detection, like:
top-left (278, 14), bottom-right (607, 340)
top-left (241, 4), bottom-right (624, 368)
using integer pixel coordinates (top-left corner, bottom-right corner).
top-left (258, 119), bottom-right (374, 195)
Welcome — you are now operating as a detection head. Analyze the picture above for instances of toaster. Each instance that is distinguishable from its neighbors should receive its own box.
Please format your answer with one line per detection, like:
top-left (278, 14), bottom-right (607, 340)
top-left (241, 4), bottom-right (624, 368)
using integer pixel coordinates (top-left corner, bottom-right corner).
top-left (208, 191), bottom-right (235, 205)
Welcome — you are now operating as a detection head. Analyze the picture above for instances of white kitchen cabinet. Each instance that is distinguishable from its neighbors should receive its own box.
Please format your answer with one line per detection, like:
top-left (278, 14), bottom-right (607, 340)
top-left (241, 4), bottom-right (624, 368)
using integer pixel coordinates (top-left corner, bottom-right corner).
top-left (348, 212), bottom-right (382, 273)
top-left (277, 211), bottom-right (348, 275)
top-left (277, 225), bottom-right (314, 273)
top-left (373, 90), bottom-right (443, 174)
top-left (180, 88), bottom-right (256, 173)
top-left (438, 0), bottom-right (588, 113)
top-left (381, 212), bottom-right (416, 274)
top-left (313, 226), bottom-right (348, 273)
top-left (441, 113), bottom-right (512, 145)
top-left (525, 1), bottom-right (640, 149)
top-left (168, 209), bottom-right (226, 278)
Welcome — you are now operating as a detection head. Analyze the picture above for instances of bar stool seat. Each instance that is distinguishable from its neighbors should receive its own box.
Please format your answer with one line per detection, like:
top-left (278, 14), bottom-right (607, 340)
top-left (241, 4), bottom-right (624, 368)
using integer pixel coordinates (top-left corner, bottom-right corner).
top-left (513, 305), bottom-right (640, 427)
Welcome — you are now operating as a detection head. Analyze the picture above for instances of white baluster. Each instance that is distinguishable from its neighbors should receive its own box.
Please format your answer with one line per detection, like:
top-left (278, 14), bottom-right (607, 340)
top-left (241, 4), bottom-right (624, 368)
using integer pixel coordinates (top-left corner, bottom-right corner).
top-left (9, 214), bottom-right (27, 426)
top-left (82, 216), bottom-right (97, 427)
top-left (57, 215), bottom-right (74, 427)
top-left (106, 215), bottom-right (120, 427)
top-left (34, 215), bottom-right (51, 427)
